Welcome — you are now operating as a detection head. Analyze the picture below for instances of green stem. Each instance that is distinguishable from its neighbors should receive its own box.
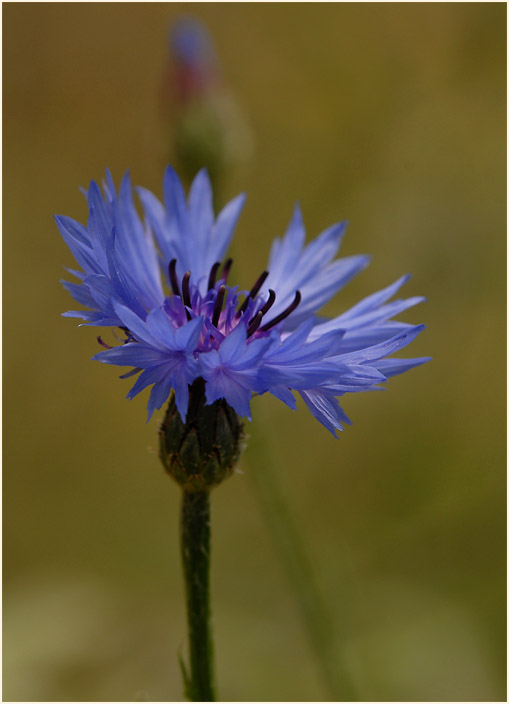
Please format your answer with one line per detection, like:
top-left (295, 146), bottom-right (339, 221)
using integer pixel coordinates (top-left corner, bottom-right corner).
top-left (180, 490), bottom-right (216, 702)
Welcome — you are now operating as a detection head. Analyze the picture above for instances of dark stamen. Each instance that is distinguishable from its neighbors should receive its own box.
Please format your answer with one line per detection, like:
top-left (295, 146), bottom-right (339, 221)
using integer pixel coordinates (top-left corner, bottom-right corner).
top-left (237, 270), bottom-right (269, 316)
top-left (260, 290), bottom-right (302, 332)
top-left (97, 336), bottom-right (112, 349)
top-left (248, 289), bottom-right (276, 326)
top-left (168, 259), bottom-right (180, 296)
top-left (119, 367), bottom-right (142, 379)
top-left (221, 258), bottom-right (233, 283)
top-left (258, 289), bottom-right (276, 318)
top-left (247, 311), bottom-right (263, 337)
top-left (114, 327), bottom-right (134, 344)
top-left (182, 271), bottom-right (192, 307)
top-left (249, 270), bottom-right (269, 300)
top-left (208, 262), bottom-right (221, 290)
top-left (212, 285), bottom-right (226, 328)
top-left (181, 271), bottom-right (192, 320)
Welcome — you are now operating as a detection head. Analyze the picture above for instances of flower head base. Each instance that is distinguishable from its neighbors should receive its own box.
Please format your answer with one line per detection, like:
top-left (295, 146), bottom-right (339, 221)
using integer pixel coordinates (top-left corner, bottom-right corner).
top-left (160, 378), bottom-right (244, 492)
top-left (57, 167), bottom-right (429, 436)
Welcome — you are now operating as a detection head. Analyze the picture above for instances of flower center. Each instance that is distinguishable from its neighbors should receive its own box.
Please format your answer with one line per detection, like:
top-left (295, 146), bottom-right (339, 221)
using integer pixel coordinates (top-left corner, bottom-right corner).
top-left (169, 257), bottom-right (302, 338)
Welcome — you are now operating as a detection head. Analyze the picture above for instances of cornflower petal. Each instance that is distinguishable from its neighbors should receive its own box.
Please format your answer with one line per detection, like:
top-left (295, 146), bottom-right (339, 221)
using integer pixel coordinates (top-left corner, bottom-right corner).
top-left (327, 323), bottom-right (412, 353)
top-left (291, 255), bottom-right (371, 323)
top-left (373, 357), bottom-right (432, 377)
top-left (127, 364), bottom-right (172, 399)
top-left (200, 324), bottom-right (270, 418)
top-left (299, 390), bottom-right (352, 437)
top-left (55, 215), bottom-right (101, 274)
top-left (163, 165), bottom-right (189, 238)
top-left (61, 279), bottom-right (97, 308)
top-left (335, 274), bottom-right (411, 320)
top-left (114, 173), bottom-right (163, 309)
top-left (210, 193), bottom-right (246, 265)
top-left (175, 315), bottom-right (205, 351)
top-left (266, 203), bottom-right (306, 285)
top-left (331, 325), bottom-right (425, 365)
top-left (93, 344), bottom-right (173, 367)
top-left (59, 166), bottom-right (429, 433)
top-left (204, 369), bottom-right (254, 420)
top-left (270, 385), bottom-right (297, 410)
top-left (147, 373), bottom-right (179, 420)
top-left (112, 302), bottom-right (165, 349)
top-left (188, 169), bottom-right (215, 275)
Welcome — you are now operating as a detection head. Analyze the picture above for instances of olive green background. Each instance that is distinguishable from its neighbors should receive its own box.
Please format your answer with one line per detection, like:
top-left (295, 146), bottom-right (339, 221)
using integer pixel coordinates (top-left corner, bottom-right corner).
top-left (3, 3), bottom-right (506, 701)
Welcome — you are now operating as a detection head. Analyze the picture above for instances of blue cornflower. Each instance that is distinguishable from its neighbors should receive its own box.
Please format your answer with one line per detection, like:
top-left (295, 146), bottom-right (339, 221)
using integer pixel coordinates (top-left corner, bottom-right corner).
top-left (57, 167), bottom-right (429, 435)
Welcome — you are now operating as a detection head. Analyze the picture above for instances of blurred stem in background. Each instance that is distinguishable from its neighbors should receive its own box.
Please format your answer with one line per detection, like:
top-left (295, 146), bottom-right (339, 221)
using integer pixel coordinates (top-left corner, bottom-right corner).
top-left (246, 429), bottom-right (357, 702)
top-left (164, 17), bottom-right (354, 701)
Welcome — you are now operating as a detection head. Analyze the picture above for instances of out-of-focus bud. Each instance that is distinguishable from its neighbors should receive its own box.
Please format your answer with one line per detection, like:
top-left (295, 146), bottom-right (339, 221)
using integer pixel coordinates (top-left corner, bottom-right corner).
top-left (162, 17), bottom-right (253, 193)
top-left (170, 17), bottom-right (220, 105)
top-left (160, 378), bottom-right (245, 493)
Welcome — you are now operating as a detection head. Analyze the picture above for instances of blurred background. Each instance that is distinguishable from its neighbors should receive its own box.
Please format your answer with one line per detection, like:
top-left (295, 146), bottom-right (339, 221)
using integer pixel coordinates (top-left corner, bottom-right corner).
top-left (3, 3), bottom-right (506, 701)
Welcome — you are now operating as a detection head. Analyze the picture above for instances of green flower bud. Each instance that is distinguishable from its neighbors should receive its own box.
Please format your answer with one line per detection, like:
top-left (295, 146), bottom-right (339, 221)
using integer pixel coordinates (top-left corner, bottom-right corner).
top-left (159, 378), bottom-right (244, 492)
